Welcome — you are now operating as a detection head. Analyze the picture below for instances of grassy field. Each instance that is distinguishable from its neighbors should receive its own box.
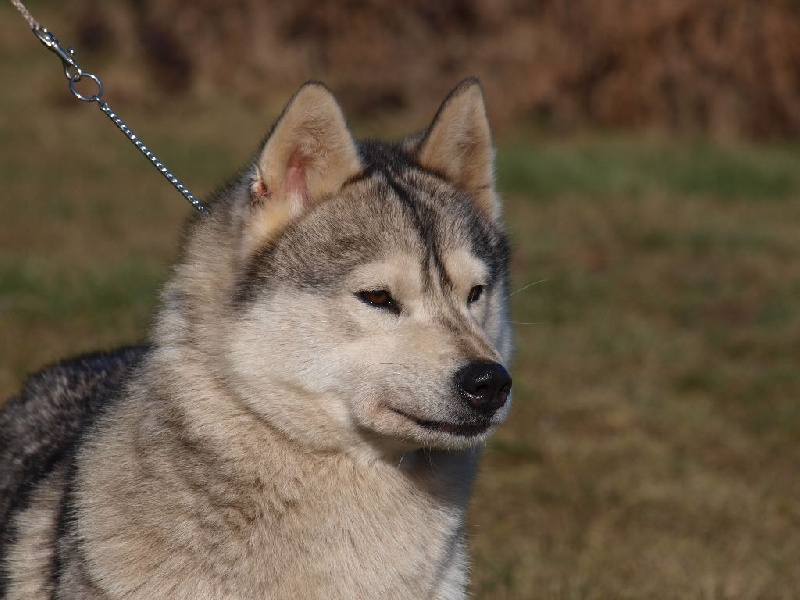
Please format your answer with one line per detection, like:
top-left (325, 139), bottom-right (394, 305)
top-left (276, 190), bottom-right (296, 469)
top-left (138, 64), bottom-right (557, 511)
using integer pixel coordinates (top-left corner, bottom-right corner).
top-left (2, 5), bottom-right (800, 598)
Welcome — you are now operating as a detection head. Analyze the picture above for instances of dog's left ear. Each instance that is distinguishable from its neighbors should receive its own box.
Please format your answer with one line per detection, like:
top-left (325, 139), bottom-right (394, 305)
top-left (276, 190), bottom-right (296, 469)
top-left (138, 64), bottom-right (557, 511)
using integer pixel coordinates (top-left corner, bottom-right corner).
top-left (416, 78), bottom-right (498, 220)
top-left (244, 83), bottom-right (362, 252)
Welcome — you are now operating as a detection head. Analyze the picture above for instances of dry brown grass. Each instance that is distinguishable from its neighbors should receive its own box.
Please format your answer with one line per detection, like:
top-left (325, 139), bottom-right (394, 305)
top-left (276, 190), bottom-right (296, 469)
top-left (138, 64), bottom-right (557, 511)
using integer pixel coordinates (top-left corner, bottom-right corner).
top-left (67, 0), bottom-right (800, 139)
top-left (2, 3), bottom-right (800, 598)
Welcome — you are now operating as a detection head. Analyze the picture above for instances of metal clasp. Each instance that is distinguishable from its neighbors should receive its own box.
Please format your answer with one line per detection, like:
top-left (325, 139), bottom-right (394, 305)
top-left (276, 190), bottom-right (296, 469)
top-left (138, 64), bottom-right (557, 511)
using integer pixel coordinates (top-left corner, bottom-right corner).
top-left (34, 27), bottom-right (103, 102)
top-left (35, 28), bottom-right (78, 76)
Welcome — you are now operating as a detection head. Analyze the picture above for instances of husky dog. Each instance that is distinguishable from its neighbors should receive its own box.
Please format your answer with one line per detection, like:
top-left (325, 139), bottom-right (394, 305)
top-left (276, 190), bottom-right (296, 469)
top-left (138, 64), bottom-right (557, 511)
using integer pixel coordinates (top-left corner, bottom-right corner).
top-left (0, 78), bottom-right (512, 599)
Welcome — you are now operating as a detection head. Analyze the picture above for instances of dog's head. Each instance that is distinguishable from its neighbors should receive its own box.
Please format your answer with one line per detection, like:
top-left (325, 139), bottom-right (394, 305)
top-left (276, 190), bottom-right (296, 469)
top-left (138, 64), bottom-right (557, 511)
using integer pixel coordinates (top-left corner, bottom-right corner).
top-left (167, 80), bottom-right (512, 455)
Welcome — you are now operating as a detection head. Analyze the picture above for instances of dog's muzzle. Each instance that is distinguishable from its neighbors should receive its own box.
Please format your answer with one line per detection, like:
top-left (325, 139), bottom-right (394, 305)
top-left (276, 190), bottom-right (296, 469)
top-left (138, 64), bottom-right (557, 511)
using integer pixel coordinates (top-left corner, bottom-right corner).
top-left (455, 360), bottom-right (512, 415)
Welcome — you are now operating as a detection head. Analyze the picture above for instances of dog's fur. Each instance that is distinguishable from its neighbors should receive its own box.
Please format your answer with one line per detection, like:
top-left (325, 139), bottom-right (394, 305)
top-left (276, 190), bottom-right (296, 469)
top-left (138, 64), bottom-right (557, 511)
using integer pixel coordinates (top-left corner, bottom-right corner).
top-left (0, 79), bottom-right (512, 599)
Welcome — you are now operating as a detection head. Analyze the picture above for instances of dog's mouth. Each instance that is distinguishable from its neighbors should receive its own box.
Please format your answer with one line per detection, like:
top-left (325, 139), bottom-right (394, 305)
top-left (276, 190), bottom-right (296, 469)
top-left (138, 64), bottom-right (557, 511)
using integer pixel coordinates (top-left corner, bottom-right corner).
top-left (390, 408), bottom-right (492, 437)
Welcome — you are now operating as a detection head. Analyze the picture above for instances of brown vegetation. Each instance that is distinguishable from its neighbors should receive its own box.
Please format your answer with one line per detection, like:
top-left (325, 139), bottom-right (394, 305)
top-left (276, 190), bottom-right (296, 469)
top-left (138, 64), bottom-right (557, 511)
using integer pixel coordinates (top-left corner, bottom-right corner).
top-left (72, 0), bottom-right (800, 139)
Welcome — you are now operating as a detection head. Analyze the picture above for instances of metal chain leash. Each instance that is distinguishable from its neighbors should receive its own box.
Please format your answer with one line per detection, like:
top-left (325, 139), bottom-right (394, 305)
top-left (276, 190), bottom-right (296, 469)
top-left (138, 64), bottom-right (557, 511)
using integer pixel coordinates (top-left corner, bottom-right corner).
top-left (10, 0), bottom-right (210, 216)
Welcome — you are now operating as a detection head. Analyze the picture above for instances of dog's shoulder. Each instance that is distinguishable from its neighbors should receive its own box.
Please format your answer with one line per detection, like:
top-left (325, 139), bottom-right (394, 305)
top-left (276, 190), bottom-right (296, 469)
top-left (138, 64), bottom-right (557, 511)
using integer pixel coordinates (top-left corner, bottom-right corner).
top-left (0, 346), bottom-right (148, 524)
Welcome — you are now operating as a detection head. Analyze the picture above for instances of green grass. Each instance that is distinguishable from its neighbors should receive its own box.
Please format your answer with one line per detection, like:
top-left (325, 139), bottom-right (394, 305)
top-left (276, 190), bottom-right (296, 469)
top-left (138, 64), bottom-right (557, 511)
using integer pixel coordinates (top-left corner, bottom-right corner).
top-left (2, 4), bottom-right (800, 596)
top-left (497, 138), bottom-right (800, 201)
top-left (0, 257), bottom-right (167, 326)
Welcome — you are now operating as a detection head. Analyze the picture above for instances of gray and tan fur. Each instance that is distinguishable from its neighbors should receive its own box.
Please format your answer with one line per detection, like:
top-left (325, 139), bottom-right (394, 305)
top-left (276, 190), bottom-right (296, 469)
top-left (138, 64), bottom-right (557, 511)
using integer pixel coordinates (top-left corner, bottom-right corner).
top-left (0, 78), bottom-right (512, 599)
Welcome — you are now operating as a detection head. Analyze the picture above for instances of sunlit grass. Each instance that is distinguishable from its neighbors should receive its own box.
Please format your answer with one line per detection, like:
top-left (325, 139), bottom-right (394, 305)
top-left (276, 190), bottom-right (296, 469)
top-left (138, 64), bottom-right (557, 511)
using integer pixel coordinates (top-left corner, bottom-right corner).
top-left (497, 138), bottom-right (800, 201)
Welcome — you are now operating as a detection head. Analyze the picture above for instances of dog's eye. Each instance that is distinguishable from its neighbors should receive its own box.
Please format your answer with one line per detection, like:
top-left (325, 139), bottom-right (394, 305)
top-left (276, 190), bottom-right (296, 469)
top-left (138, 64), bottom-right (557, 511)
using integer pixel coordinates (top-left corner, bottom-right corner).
top-left (467, 285), bottom-right (485, 305)
top-left (356, 290), bottom-right (401, 315)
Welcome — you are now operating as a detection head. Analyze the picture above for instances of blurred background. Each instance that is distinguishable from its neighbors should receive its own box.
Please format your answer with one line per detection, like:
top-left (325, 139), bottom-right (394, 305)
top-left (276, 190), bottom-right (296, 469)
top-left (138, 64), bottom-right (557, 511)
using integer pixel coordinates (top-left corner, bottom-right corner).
top-left (1, 1), bottom-right (799, 597)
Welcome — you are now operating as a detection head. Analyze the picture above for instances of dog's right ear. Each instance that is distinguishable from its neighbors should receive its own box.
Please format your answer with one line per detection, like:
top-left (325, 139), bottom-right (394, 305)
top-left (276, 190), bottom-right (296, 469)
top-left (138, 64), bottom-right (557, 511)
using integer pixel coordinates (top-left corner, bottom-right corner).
top-left (242, 83), bottom-right (362, 254)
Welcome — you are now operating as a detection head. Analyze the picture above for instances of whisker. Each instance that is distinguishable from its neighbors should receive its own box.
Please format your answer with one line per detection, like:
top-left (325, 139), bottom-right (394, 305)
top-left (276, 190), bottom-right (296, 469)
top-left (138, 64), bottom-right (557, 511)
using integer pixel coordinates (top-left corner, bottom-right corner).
top-left (510, 321), bottom-right (543, 325)
top-left (508, 278), bottom-right (550, 298)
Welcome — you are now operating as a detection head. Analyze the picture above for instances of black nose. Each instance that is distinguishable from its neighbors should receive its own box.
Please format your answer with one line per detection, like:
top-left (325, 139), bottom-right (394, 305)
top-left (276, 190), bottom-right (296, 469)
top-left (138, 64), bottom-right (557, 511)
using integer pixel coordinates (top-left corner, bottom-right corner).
top-left (455, 360), bottom-right (512, 414)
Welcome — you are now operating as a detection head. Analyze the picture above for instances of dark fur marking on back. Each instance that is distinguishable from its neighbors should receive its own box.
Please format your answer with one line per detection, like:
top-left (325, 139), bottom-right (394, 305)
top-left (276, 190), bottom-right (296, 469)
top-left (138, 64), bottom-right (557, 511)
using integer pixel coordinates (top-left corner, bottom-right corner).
top-left (0, 347), bottom-right (148, 595)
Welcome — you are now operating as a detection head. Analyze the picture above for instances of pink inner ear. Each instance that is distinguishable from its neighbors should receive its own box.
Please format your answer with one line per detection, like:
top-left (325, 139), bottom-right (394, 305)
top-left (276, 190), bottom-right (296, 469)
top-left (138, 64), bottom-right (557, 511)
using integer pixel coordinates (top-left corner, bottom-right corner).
top-left (284, 149), bottom-right (310, 207)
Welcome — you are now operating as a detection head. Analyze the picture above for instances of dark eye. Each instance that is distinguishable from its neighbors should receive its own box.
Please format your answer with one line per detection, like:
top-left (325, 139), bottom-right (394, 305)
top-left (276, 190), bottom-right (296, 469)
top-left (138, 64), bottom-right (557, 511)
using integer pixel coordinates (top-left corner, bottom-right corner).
top-left (467, 285), bottom-right (485, 305)
top-left (356, 290), bottom-right (401, 315)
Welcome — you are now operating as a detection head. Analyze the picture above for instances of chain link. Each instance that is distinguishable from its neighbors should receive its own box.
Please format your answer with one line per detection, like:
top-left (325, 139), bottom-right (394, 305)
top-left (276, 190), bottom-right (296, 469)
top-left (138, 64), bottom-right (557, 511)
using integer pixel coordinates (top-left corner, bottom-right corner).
top-left (10, 1), bottom-right (209, 216)
top-left (97, 102), bottom-right (209, 215)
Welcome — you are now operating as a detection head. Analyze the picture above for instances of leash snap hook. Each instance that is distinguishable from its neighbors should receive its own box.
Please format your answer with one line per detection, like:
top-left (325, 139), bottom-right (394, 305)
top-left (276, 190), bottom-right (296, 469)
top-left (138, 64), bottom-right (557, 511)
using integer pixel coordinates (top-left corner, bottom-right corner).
top-left (34, 27), bottom-right (101, 102)
top-left (34, 28), bottom-right (77, 75)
